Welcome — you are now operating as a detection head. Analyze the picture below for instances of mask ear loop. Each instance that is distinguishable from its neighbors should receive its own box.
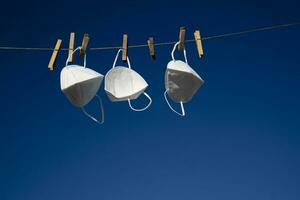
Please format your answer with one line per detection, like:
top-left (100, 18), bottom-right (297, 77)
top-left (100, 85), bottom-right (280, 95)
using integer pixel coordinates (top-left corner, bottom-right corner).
top-left (126, 56), bottom-right (132, 69)
top-left (83, 51), bottom-right (87, 68)
top-left (112, 49), bottom-right (131, 69)
top-left (81, 95), bottom-right (105, 124)
top-left (164, 90), bottom-right (185, 116)
top-left (127, 92), bottom-right (152, 112)
top-left (171, 42), bottom-right (188, 64)
top-left (65, 47), bottom-right (83, 66)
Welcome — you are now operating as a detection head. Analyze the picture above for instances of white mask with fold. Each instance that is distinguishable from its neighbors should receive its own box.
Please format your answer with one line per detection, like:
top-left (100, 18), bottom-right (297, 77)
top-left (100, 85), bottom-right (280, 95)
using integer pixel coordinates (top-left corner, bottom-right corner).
top-left (105, 49), bottom-right (152, 111)
top-left (164, 42), bottom-right (204, 116)
top-left (60, 47), bottom-right (105, 124)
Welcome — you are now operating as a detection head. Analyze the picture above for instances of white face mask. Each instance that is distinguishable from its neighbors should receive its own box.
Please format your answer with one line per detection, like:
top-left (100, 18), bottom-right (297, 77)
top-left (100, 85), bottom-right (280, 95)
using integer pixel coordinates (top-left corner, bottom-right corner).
top-left (105, 49), bottom-right (152, 112)
top-left (60, 47), bottom-right (105, 124)
top-left (164, 42), bottom-right (204, 116)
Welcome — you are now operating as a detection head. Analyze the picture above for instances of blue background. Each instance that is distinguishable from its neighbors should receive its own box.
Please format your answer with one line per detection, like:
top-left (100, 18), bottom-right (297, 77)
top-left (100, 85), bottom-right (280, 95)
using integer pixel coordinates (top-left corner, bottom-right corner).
top-left (1, 0), bottom-right (300, 200)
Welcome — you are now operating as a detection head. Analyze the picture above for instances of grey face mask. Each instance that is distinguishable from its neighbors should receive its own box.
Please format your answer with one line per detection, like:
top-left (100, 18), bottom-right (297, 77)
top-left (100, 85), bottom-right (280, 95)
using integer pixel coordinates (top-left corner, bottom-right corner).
top-left (164, 42), bottom-right (204, 116)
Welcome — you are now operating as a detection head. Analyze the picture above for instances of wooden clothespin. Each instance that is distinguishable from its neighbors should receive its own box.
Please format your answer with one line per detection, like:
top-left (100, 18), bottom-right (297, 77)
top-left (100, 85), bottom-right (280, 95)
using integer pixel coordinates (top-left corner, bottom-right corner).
top-left (48, 39), bottom-right (62, 71)
top-left (194, 30), bottom-right (204, 58)
top-left (80, 33), bottom-right (89, 57)
top-left (178, 26), bottom-right (186, 52)
top-left (68, 32), bottom-right (75, 62)
top-left (122, 34), bottom-right (128, 62)
top-left (147, 37), bottom-right (155, 60)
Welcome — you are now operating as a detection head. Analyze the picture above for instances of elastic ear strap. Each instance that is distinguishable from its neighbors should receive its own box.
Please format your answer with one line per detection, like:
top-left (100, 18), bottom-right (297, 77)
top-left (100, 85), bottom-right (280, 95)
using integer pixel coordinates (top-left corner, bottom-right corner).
top-left (183, 48), bottom-right (188, 64)
top-left (81, 95), bottom-right (105, 124)
top-left (83, 52), bottom-right (87, 68)
top-left (171, 42), bottom-right (188, 64)
top-left (126, 56), bottom-right (131, 69)
top-left (112, 49), bottom-right (122, 68)
top-left (127, 92), bottom-right (152, 112)
top-left (171, 42), bottom-right (180, 61)
top-left (65, 46), bottom-right (81, 66)
top-left (112, 49), bottom-right (131, 69)
top-left (164, 90), bottom-right (185, 116)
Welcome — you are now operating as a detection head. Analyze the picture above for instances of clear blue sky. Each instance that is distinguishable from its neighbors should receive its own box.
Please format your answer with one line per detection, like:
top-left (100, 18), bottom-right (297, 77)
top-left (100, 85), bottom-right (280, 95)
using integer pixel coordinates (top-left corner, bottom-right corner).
top-left (1, 0), bottom-right (300, 200)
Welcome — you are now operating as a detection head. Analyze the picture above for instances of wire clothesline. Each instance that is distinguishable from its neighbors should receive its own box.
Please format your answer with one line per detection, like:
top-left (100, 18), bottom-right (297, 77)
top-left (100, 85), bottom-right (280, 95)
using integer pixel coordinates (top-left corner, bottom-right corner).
top-left (0, 21), bottom-right (300, 52)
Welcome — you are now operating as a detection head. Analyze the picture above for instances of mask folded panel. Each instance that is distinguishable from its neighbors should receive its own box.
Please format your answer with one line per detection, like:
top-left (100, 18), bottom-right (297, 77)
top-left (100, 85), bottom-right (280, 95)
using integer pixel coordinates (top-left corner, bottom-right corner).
top-left (61, 65), bottom-right (104, 107)
top-left (165, 60), bottom-right (204, 103)
top-left (105, 67), bottom-right (148, 102)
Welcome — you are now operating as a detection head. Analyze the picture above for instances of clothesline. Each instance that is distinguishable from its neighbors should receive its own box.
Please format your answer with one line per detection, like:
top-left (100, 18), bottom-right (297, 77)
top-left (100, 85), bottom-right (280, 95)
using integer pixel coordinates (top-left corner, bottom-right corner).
top-left (0, 21), bottom-right (299, 52)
